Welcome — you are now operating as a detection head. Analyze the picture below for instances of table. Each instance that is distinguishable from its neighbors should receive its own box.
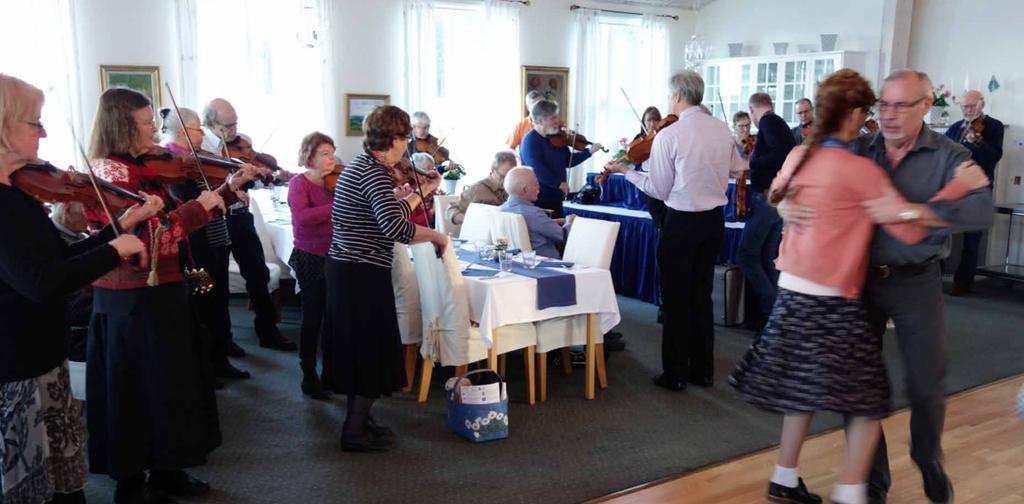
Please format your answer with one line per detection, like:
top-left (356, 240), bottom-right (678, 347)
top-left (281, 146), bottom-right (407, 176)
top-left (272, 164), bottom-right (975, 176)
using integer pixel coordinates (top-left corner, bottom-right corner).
top-left (584, 172), bottom-right (752, 223)
top-left (563, 202), bottom-right (745, 304)
top-left (458, 249), bottom-right (621, 400)
top-left (977, 203), bottom-right (1024, 282)
top-left (249, 188), bottom-right (295, 279)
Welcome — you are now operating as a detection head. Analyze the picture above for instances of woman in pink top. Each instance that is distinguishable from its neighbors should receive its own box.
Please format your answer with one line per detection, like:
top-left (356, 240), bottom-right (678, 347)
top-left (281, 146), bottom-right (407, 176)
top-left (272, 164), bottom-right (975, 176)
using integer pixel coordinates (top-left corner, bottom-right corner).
top-left (729, 70), bottom-right (987, 504)
top-left (288, 131), bottom-right (337, 400)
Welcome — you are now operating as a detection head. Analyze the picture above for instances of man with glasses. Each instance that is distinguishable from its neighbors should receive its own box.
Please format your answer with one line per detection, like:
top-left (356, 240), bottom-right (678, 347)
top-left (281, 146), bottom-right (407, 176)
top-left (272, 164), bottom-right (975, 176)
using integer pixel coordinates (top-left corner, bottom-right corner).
top-left (201, 98), bottom-right (297, 354)
top-left (782, 69), bottom-right (993, 504)
top-left (791, 98), bottom-right (813, 144)
top-left (944, 90), bottom-right (1004, 296)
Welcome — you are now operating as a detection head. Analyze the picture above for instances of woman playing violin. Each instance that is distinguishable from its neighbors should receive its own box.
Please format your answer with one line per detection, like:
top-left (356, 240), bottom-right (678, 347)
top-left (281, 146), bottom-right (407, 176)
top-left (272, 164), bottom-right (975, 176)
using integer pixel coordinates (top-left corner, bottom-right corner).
top-left (160, 106), bottom-right (263, 382)
top-left (0, 73), bottom-right (156, 504)
top-left (633, 106), bottom-right (668, 228)
top-left (397, 152), bottom-right (441, 227)
top-left (288, 131), bottom-right (337, 400)
top-left (87, 87), bottom-right (228, 503)
top-left (407, 111), bottom-right (450, 170)
top-left (520, 99), bottom-right (603, 218)
top-left (733, 111), bottom-right (755, 161)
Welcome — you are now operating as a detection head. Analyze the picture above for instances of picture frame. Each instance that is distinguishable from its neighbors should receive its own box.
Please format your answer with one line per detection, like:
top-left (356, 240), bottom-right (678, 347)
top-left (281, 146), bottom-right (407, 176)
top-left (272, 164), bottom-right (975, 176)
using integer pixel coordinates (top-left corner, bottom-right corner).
top-left (521, 65), bottom-right (569, 123)
top-left (345, 93), bottom-right (391, 136)
top-left (100, 65), bottom-right (162, 107)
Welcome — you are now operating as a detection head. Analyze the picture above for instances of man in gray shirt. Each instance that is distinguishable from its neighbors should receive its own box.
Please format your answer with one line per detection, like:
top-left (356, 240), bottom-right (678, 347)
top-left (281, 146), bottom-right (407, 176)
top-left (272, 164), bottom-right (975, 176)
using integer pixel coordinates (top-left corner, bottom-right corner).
top-left (786, 69), bottom-right (992, 504)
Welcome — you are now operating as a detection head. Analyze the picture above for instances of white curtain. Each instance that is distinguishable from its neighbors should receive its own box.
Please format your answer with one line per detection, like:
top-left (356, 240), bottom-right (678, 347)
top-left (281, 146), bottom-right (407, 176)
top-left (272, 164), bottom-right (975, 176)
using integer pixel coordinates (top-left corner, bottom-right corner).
top-left (482, 0), bottom-right (522, 150)
top-left (174, 0), bottom-right (198, 108)
top-left (0, 0), bottom-right (82, 167)
top-left (639, 14), bottom-right (670, 113)
top-left (316, 0), bottom-right (340, 141)
top-left (403, 0), bottom-right (437, 114)
top-left (569, 7), bottom-right (600, 191)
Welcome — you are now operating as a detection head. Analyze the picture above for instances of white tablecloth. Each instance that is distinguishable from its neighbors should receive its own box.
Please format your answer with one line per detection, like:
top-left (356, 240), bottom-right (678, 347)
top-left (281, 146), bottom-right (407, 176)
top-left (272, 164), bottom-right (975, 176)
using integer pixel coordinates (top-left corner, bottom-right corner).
top-left (457, 246), bottom-right (621, 346)
top-left (249, 188), bottom-right (296, 278)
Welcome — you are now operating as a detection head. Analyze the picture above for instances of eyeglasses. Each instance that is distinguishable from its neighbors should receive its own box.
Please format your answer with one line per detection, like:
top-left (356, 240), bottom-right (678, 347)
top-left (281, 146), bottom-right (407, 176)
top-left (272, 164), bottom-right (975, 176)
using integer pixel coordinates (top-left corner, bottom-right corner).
top-left (23, 120), bottom-right (45, 131)
top-left (735, 122), bottom-right (751, 128)
top-left (876, 97), bottom-right (927, 114)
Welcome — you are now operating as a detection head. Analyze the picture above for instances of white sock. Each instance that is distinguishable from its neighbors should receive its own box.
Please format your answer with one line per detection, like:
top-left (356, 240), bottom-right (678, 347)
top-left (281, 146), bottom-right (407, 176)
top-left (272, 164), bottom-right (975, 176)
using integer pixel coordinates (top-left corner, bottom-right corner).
top-left (831, 483), bottom-right (867, 504)
top-left (770, 465), bottom-right (800, 488)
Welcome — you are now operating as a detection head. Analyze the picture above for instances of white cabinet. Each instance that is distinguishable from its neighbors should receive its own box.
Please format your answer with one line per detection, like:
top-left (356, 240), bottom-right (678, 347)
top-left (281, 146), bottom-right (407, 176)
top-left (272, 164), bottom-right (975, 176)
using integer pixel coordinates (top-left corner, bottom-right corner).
top-left (703, 51), bottom-right (867, 125)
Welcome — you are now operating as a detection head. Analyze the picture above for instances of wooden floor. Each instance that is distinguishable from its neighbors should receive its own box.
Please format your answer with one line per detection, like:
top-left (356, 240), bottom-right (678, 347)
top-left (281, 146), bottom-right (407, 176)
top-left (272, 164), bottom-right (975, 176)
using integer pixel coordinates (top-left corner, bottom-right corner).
top-left (598, 375), bottom-right (1024, 504)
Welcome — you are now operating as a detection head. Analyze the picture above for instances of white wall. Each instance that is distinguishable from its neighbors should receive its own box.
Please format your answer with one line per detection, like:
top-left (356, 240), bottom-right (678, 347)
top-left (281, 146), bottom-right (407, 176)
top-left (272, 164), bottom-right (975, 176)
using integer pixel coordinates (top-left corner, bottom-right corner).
top-left (695, 0), bottom-right (887, 86)
top-left (909, 0), bottom-right (1024, 264)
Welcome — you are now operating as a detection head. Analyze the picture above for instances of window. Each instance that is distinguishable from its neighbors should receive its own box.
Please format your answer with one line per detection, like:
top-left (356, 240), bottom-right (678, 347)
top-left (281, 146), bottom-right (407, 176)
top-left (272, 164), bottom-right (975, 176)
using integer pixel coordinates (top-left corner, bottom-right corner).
top-left (780, 60), bottom-right (807, 122)
top-left (755, 62), bottom-right (778, 100)
top-left (0, 0), bottom-right (80, 168)
top-left (195, 0), bottom-right (325, 164)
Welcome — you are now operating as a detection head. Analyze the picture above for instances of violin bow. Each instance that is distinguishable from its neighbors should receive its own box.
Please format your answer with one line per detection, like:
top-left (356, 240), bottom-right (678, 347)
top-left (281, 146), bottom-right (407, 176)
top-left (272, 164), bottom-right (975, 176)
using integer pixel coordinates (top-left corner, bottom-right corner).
top-left (620, 87), bottom-right (647, 135)
top-left (67, 114), bottom-right (123, 236)
top-left (164, 83), bottom-right (214, 190)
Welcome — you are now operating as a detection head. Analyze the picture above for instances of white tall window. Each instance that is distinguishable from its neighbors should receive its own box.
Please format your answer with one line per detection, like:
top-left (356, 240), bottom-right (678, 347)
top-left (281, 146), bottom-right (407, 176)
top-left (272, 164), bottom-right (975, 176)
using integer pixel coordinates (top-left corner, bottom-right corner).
top-left (195, 0), bottom-right (325, 165)
top-left (0, 0), bottom-right (81, 168)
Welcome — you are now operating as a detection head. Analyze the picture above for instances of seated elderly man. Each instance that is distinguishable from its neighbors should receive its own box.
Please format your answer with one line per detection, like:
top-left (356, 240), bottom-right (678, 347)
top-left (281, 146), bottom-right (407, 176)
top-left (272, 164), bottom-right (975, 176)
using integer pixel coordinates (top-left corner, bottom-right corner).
top-left (447, 150), bottom-right (516, 227)
top-left (499, 167), bottom-right (575, 258)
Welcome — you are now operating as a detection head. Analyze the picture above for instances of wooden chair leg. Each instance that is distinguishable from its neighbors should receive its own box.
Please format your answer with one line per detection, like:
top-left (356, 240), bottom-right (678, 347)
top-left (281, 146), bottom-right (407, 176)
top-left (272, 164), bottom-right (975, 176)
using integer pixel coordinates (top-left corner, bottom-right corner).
top-left (538, 352), bottom-right (548, 402)
top-left (498, 353), bottom-right (507, 377)
top-left (403, 345), bottom-right (417, 393)
top-left (585, 313), bottom-right (596, 400)
top-left (560, 348), bottom-right (573, 375)
top-left (596, 343), bottom-right (608, 389)
top-left (525, 346), bottom-right (535, 405)
top-left (417, 359), bottom-right (433, 403)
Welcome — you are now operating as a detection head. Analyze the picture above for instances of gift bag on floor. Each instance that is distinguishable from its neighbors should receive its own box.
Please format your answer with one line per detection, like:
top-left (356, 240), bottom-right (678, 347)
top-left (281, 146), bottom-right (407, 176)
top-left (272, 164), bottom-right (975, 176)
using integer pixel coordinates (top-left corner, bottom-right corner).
top-left (446, 369), bottom-right (509, 442)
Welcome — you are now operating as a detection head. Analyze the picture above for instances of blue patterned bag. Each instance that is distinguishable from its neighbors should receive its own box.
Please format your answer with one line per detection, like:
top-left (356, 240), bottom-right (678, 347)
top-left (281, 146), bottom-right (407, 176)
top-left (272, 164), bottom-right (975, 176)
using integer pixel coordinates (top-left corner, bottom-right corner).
top-left (446, 369), bottom-right (509, 442)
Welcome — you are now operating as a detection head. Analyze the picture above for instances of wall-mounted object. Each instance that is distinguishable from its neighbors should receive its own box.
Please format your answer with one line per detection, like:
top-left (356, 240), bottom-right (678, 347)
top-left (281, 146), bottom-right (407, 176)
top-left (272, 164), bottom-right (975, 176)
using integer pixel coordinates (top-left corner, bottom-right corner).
top-left (100, 65), bottom-right (161, 106)
top-left (344, 94), bottom-right (390, 137)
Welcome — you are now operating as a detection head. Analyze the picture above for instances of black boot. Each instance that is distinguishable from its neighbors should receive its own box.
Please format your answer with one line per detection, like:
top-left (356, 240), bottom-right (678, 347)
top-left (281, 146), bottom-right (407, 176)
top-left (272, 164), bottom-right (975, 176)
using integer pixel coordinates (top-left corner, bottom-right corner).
top-left (301, 365), bottom-right (330, 400)
top-left (341, 395), bottom-right (392, 452)
top-left (258, 327), bottom-right (297, 351)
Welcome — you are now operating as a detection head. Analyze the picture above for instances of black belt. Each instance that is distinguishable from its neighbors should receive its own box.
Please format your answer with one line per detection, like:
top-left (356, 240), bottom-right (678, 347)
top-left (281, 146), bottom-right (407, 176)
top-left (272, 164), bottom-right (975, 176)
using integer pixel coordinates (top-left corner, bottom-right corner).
top-left (228, 207), bottom-right (250, 216)
top-left (870, 259), bottom-right (938, 279)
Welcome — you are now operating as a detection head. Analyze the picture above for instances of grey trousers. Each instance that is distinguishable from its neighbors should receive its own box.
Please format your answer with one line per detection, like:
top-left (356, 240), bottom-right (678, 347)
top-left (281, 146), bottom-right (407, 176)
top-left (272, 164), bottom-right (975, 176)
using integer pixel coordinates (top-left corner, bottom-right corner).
top-left (861, 261), bottom-right (947, 491)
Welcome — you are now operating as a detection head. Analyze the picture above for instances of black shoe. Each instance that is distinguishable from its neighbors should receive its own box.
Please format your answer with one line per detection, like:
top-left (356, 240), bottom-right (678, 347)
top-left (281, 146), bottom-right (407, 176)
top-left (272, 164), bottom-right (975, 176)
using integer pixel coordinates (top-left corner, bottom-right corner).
top-left (115, 478), bottom-right (173, 504)
top-left (367, 416), bottom-right (395, 440)
top-left (949, 284), bottom-right (971, 296)
top-left (569, 351), bottom-right (587, 367)
top-left (258, 329), bottom-right (297, 351)
top-left (225, 341), bottom-right (246, 358)
top-left (867, 484), bottom-right (887, 504)
top-left (687, 375), bottom-right (714, 388)
top-left (918, 460), bottom-right (953, 503)
top-left (213, 362), bottom-right (251, 380)
top-left (767, 478), bottom-right (822, 504)
top-left (341, 431), bottom-right (393, 452)
top-left (147, 470), bottom-right (210, 498)
top-left (301, 369), bottom-right (331, 400)
top-left (652, 373), bottom-right (686, 392)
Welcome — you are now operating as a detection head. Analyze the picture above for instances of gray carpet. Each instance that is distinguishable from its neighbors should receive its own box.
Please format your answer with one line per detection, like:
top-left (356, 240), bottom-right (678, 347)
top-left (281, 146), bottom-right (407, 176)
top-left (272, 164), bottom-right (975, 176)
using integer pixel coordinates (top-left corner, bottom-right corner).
top-left (83, 278), bottom-right (1024, 504)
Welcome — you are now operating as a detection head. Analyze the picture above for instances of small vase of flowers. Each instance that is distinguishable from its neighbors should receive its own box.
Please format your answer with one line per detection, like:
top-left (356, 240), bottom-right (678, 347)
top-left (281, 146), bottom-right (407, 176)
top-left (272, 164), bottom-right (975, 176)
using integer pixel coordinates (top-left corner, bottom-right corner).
top-left (442, 162), bottom-right (465, 194)
top-left (931, 85), bottom-right (953, 126)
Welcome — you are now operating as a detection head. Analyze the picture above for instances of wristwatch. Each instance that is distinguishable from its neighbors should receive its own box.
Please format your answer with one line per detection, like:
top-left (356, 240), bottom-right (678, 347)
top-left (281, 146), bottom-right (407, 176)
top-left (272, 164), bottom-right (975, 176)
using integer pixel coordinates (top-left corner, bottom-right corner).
top-left (898, 207), bottom-right (921, 221)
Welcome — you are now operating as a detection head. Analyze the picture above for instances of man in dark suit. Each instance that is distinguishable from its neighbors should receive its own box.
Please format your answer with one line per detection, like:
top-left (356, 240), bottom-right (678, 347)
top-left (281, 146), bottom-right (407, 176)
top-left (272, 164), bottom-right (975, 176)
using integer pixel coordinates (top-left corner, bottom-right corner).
top-left (944, 90), bottom-right (1004, 296)
top-left (738, 92), bottom-right (796, 331)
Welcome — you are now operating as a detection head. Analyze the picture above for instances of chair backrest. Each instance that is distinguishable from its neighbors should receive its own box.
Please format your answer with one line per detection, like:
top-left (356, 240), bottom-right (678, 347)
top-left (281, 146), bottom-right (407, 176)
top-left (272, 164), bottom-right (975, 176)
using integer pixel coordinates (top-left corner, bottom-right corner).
top-left (410, 240), bottom-right (486, 366)
top-left (433, 194), bottom-right (460, 235)
top-left (391, 244), bottom-right (422, 345)
top-left (458, 203), bottom-right (498, 243)
top-left (489, 212), bottom-right (533, 252)
top-left (562, 216), bottom-right (620, 269)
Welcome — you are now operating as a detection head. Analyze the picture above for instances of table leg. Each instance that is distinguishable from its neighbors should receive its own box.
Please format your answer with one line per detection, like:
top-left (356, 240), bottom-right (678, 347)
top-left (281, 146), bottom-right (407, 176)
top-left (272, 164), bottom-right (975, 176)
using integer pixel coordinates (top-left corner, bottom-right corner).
top-left (488, 329), bottom-right (499, 372)
top-left (585, 313), bottom-right (596, 400)
top-left (417, 360), bottom-right (433, 403)
top-left (525, 346), bottom-right (536, 405)
top-left (596, 343), bottom-right (608, 389)
top-left (538, 352), bottom-right (547, 402)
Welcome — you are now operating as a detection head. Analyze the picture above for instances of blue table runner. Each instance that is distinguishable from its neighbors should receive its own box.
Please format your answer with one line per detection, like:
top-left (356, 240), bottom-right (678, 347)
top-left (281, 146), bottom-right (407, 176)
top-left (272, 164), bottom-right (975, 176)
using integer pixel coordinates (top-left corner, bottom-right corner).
top-left (456, 248), bottom-right (577, 310)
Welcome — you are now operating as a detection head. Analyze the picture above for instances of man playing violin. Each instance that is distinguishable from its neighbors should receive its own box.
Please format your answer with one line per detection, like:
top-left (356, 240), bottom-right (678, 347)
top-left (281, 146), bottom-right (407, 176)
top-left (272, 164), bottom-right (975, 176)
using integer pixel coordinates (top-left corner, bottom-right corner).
top-left (945, 90), bottom-right (1004, 296)
top-left (791, 98), bottom-right (813, 144)
top-left (519, 100), bottom-right (603, 218)
top-left (202, 97), bottom-right (297, 352)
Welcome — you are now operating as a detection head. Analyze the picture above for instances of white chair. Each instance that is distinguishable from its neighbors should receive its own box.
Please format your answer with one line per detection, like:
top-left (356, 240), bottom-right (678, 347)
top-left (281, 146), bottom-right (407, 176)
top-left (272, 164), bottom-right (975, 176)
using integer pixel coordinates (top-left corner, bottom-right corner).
top-left (433, 194), bottom-right (461, 236)
top-left (392, 244), bottom-right (423, 392)
top-left (489, 212), bottom-right (533, 252)
top-left (69, 360), bottom-right (86, 401)
top-left (458, 203), bottom-right (498, 244)
top-left (227, 199), bottom-right (285, 319)
top-left (534, 216), bottom-right (620, 401)
top-left (409, 240), bottom-right (538, 403)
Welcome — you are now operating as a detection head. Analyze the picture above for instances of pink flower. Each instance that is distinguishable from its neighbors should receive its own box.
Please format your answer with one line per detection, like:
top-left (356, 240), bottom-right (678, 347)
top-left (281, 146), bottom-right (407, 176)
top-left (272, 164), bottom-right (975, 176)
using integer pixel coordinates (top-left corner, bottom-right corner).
top-left (945, 90), bottom-right (952, 97)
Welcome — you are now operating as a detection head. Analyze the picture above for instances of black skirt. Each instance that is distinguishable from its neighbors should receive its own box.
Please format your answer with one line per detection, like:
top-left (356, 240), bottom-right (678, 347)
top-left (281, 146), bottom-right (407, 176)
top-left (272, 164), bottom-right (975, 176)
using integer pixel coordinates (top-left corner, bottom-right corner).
top-left (87, 283), bottom-right (221, 478)
top-left (324, 259), bottom-right (404, 398)
top-left (730, 288), bottom-right (891, 418)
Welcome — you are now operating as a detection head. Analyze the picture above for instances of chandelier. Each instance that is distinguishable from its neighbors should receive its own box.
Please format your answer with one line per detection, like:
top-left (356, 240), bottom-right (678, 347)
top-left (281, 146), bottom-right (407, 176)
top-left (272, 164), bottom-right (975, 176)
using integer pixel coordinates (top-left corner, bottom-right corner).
top-left (684, 34), bottom-right (711, 70)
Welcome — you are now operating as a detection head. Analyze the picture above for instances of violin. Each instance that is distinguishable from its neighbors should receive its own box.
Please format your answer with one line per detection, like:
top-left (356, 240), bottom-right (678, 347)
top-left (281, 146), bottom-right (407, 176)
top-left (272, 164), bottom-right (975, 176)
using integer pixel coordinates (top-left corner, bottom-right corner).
top-left (860, 118), bottom-right (879, 135)
top-left (734, 135), bottom-right (754, 219)
top-left (547, 128), bottom-right (608, 153)
top-left (741, 134), bottom-right (756, 157)
top-left (595, 114), bottom-right (679, 184)
top-left (324, 164), bottom-right (345, 192)
top-left (958, 115), bottom-right (985, 144)
top-left (12, 161), bottom-right (147, 215)
top-left (223, 136), bottom-right (283, 183)
top-left (137, 147), bottom-right (232, 186)
top-left (412, 135), bottom-right (451, 165)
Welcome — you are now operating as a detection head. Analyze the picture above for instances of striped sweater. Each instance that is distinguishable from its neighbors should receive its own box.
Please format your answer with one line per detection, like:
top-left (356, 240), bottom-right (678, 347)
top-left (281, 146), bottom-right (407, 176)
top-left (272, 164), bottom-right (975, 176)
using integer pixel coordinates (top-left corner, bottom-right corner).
top-left (328, 153), bottom-right (416, 268)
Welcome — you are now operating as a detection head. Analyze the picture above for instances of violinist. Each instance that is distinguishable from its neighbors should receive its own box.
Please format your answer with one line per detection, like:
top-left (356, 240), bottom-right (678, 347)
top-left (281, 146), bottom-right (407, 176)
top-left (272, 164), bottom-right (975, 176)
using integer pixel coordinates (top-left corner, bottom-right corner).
top-left (288, 131), bottom-right (337, 400)
top-left (791, 98), bottom-right (813, 144)
top-left (633, 107), bottom-right (669, 230)
top-left (733, 111), bottom-right (755, 160)
top-left (87, 87), bottom-right (226, 502)
top-left (402, 152), bottom-right (440, 227)
top-left (945, 90), bottom-right (1004, 296)
top-left (520, 99), bottom-right (603, 218)
top-left (161, 106), bottom-right (263, 382)
top-left (0, 74), bottom-right (151, 504)
top-left (506, 89), bottom-right (543, 150)
top-left (407, 111), bottom-right (451, 171)
top-left (605, 71), bottom-right (746, 392)
top-left (201, 97), bottom-right (297, 352)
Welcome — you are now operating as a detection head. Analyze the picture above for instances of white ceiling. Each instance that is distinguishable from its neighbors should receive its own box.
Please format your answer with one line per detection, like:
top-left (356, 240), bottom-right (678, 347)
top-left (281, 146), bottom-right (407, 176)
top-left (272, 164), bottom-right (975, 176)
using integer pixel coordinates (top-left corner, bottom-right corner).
top-left (598, 0), bottom-right (719, 10)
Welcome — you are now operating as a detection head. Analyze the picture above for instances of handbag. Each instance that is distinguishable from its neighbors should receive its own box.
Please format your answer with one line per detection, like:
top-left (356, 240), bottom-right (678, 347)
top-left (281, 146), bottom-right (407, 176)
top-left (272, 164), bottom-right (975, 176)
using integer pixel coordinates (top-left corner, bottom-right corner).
top-left (446, 369), bottom-right (508, 442)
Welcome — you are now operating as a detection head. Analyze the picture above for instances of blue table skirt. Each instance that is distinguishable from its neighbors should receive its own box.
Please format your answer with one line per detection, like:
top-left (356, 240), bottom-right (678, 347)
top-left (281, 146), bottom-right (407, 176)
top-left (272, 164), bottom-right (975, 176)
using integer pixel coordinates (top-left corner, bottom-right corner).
top-left (585, 172), bottom-right (751, 223)
top-left (564, 204), bottom-right (743, 304)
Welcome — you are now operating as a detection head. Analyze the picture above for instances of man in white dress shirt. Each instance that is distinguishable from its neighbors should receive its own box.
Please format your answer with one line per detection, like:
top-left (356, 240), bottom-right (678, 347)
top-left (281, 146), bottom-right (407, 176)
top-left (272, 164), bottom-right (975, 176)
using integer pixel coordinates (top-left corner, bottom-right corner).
top-left (607, 70), bottom-right (747, 391)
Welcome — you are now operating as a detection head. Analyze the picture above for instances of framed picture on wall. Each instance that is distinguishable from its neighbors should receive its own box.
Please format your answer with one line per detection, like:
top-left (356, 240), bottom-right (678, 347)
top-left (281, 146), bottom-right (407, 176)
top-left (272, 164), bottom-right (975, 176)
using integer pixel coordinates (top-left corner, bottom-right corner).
top-left (521, 65), bottom-right (569, 123)
top-left (345, 94), bottom-right (391, 136)
top-left (100, 65), bottom-right (161, 106)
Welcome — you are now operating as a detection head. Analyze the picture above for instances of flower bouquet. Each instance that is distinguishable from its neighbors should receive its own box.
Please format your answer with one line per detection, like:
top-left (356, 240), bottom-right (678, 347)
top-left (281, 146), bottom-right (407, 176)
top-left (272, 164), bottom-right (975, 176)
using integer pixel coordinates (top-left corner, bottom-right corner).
top-left (932, 84), bottom-right (952, 107)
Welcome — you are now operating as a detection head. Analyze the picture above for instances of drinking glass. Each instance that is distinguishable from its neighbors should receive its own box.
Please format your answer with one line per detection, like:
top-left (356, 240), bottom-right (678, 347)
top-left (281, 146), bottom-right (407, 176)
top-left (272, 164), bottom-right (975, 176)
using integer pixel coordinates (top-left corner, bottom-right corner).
top-left (522, 250), bottom-right (538, 269)
top-left (498, 251), bottom-right (513, 272)
top-left (481, 245), bottom-right (496, 262)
